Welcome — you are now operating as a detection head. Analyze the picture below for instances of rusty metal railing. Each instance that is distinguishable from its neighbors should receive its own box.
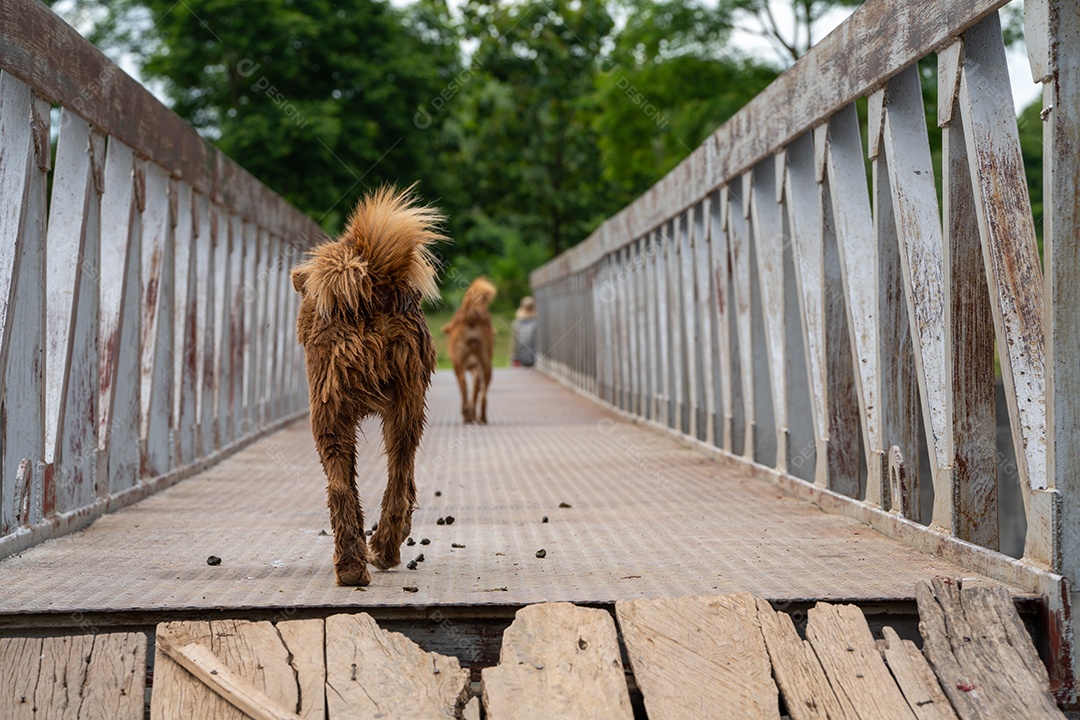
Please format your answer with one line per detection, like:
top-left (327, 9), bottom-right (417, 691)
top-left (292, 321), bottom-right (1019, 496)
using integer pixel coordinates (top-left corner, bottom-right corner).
top-left (531, 0), bottom-right (1080, 699)
top-left (0, 0), bottom-right (322, 557)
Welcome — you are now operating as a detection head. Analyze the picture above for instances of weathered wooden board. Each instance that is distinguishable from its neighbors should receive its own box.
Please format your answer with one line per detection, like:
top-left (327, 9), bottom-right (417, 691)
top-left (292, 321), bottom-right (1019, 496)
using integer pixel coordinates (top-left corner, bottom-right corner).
top-left (325, 612), bottom-right (469, 719)
top-left (880, 626), bottom-right (957, 720)
top-left (0, 633), bottom-right (146, 719)
top-left (916, 578), bottom-right (1063, 719)
top-left (806, 603), bottom-right (916, 720)
top-left (462, 696), bottom-right (482, 720)
top-left (482, 602), bottom-right (632, 720)
top-left (756, 598), bottom-right (850, 720)
top-left (616, 594), bottom-right (779, 719)
top-left (151, 619), bottom-right (318, 720)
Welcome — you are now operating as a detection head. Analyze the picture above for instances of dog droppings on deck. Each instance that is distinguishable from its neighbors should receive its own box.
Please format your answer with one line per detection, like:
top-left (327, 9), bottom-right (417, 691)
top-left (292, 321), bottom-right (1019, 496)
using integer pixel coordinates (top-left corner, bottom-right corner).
top-left (318, 529), bottom-right (329, 536)
top-left (437, 518), bottom-right (445, 525)
top-left (435, 491), bottom-right (442, 497)
top-left (452, 543), bottom-right (465, 549)
top-left (559, 502), bottom-right (572, 508)
top-left (536, 549), bottom-right (547, 558)
top-left (206, 555), bottom-right (221, 566)
top-left (406, 538), bottom-right (415, 546)
top-left (403, 586), bottom-right (419, 593)
top-left (407, 560), bottom-right (417, 570)
top-left (420, 538), bottom-right (430, 545)
top-left (416, 554), bottom-right (425, 562)
top-left (542, 516), bottom-right (549, 523)
top-left (445, 515), bottom-right (455, 524)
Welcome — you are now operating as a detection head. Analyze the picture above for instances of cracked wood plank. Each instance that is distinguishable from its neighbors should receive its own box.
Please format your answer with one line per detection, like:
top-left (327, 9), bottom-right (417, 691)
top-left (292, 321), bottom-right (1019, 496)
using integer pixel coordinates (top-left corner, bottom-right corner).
top-left (0, 633), bottom-right (146, 719)
top-left (916, 578), bottom-right (1063, 719)
top-left (482, 602), bottom-right (632, 720)
top-left (806, 603), bottom-right (916, 719)
top-left (151, 619), bottom-right (306, 720)
top-left (879, 626), bottom-right (956, 720)
top-left (275, 619), bottom-right (325, 720)
top-left (325, 612), bottom-right (469, 720)
top-left (616, 594), bottom-right (779, 719)
top-left (756, 597), bottom-right (850, 720)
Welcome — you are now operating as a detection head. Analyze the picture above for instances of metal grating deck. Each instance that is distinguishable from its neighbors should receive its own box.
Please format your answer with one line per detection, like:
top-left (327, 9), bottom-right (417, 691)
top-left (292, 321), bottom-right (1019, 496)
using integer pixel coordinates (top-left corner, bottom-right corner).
top-left (0, 369), bottom-right (1023, 620)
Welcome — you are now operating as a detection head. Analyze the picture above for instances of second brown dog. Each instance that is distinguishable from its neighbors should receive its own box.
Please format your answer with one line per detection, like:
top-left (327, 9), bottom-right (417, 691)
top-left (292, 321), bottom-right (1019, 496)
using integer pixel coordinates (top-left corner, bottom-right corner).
top-left (442, 278), bottom-right (496, 424)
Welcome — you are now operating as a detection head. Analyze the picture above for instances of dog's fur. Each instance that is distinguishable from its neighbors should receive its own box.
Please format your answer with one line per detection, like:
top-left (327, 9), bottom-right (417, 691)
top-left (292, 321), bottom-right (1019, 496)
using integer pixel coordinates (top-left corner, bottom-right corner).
top-left (291, 186), bottom-right (442, 586)
top-left (442, 278), bottom-right (496, 424)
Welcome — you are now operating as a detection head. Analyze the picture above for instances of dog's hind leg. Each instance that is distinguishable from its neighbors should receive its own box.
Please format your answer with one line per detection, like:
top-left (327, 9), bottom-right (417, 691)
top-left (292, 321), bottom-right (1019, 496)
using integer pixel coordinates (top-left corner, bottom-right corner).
top-left (478, 364), bottom-right (492, 424)
top-left (311, 402), bottom-right (370, 586)
top-left (369, 394), bottom-right (425, 570)
top-left (455, 365), bottom-right (473, 423)
top-left (470, 368), bottom-right (483, 424)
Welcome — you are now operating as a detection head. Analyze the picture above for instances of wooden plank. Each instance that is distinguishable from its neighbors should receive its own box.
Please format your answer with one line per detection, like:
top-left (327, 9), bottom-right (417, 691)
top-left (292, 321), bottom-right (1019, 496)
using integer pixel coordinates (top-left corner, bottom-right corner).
top-left (881, 65), bottom-right (955, 528)
top-left (669, 217), bottom-right (685, 432)
top-left (820, 177), bottom-right (862, 500)
top-left (325, 612), bottom-right (469, 719)
top-left (825, 103), bottom-right (883, 502)
top-left (750, 158), bottom-right (788, 471)
top-left (44, 110), bottom-right (102, 515)
top-left (0, 74), bottom-right (48, 525)
top-left (171, 181), bottom-right (197, 464)
top-left (880, 626), bottom-right (957, 720)
top-left (694, 198), bottom-right (717, 444)
top-left (156, 637), bottom-right (301, 720)
top-left (97, 140), bottom-right (142, 496)
top-left (0, 633), bottom-right (146, 720)
top-left (139, 163), bottom-right (175, 478)
top-left (755, 597), bottom-right (850, 720)
top-left (482, 602), bottom-right (632, 720)
top-left (151, 619), bottom-right (309, 720)
top-left (727, 183), bottom-right (755, 459)
top-left (679, 210), bottom-right (699, 438)
top-left (616, 594), bottom-right (779, 719)
top-left (957, 13), bottom-right (1052, 563)
top-left (806, 603), bottom-right (917, 720)
top-left (1040, 0), bottom-right (1080, 595)
top-left (656, 226), bottom-right (671, 426)
top-left (870, 113), bottom-right (921, 519)
top-left (784, 134), bottom-right (829, 487)
top-left (463, 696), bottom-right (482, 720)
top-left (939, 42), bottom-right (998, 548)
top-left (917, 578), bottom-right (1063, 718)
top-left (275, 619), bottom-right (326, 720)
top-left (645, 232), bottom-right (659, 421)
top-left (712, 188), bottom-right (734, 452)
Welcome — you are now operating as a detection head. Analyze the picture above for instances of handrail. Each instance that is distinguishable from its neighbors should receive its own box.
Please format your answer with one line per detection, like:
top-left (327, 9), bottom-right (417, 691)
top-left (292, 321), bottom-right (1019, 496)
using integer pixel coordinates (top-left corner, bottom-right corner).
top-left (531, 0), bottom-right (1079, 699)
top-left (0, 0), bottom-right (323, 557)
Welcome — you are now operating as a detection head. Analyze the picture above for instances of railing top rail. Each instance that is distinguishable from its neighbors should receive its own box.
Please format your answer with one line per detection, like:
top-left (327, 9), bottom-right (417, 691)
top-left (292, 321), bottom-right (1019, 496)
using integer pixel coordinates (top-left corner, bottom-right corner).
top-left (530, 0), bottom-right (1011, 287)
top-left (0, 0), bottom-right (319, 234)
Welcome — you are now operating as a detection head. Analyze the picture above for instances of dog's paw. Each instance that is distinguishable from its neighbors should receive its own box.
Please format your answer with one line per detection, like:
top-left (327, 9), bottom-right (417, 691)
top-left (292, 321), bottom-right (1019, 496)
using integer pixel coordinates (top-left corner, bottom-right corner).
top-left (335, 560), bottom-right (372, 586)
top-left (368, 531), bottom-right (402, 570)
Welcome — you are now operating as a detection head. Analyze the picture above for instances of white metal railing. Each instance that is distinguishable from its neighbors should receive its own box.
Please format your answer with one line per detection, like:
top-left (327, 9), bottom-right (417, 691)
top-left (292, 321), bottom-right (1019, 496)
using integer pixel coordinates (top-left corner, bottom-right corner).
top-left (0, 0), bottom-right (320, 557)
top-left (532, 0), bottom-right (1079, 698)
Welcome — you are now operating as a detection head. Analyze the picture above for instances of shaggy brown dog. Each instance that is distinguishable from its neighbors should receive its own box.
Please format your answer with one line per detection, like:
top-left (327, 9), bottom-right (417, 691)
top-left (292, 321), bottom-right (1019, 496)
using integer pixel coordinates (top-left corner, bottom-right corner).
top-left (291, 186), bottom-right (442, 586)
top-left (442, 278), bottom-right (496, 424)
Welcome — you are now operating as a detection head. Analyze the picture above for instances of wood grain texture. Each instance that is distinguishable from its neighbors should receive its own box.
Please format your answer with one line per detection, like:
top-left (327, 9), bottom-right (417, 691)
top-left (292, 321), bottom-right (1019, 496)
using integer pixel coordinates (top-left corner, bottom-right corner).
top-left (756, 598), bottom-right (850, 720)
top-left (916, 578), bottom-right (1064, 719)
top-left (275, 619), bottom-right (326, 720)
top-left (156, 638), bottom-right (301, 720)
top-left (325, 612), bottom-right (469, 720)
top-left (806, 603), bottom-right (916, 719)
top-left (616, 594), bottom-right (779, 719)
top-left (0, 633), bottom-right (146, 720)
top-left (482, 602), bottom-right (632, 720)
top-left (879, 626), bottom-right (957, 720)
top-left (151, 619), bottom-right (306, 720)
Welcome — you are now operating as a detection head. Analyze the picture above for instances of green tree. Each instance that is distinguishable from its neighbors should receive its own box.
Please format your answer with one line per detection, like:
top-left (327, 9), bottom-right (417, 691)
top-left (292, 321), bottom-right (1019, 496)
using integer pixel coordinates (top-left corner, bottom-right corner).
top-left (59, 0), bottom-right (462, 232)
top-left (596, 0), bottom-right (777, 198)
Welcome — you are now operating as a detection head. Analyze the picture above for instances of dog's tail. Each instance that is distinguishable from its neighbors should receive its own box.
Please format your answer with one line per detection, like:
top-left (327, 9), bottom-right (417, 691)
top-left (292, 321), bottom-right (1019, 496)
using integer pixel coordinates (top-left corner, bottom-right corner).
top-left (291, 185), bottom-right (444, 316)
top-left (441, 277), bottom-right (497, 334)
